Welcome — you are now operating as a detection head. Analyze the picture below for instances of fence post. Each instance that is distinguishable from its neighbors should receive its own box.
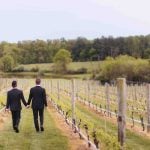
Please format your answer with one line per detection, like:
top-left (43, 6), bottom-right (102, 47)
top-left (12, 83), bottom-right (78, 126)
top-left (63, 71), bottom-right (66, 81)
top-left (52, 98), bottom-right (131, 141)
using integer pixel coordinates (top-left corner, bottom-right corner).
top-left (71, 79), bottom-right (75, 122)
top-left (57, 80), bottom-right (60, 100)
top-left (51, 80), bottom-right (53, 94)
top-left (117, 78), bottom-right (126, 148)
top-left (105, 83), bottom-right (110, 117)
top-left (134, 84), bottom-right (137, 101)
top-left (88, 81), bottom-right (90, 102)
top-left (76, 80), bottom-right (79, 101)
top-left (147, 84), bottom-right (150, 132)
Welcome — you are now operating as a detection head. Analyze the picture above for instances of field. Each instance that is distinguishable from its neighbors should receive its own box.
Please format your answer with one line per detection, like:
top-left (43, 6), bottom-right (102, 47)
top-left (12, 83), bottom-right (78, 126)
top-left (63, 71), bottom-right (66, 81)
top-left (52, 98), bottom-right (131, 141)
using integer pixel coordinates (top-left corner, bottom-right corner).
top-left (0, 78), bottom-right (150, 150)
top-left (0, 61), bottom-right (101, 79)
top-left (20, 61), bottom-right (101, 72)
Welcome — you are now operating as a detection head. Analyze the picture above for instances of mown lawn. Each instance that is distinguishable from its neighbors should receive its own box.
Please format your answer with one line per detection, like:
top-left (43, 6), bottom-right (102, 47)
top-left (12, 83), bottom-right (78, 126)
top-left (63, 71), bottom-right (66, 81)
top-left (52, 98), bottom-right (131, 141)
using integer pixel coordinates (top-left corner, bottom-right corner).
top-left (0, 109), bottom-right (68, 150)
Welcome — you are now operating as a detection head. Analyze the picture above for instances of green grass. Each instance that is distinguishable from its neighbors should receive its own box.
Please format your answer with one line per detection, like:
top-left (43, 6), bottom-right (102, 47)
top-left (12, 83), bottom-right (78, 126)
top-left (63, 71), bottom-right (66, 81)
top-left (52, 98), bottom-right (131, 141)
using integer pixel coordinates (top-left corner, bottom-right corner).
top-left (0, 61), bottom-right (102, 79)
top-left (0, 109), bottom-right (68, 150)
top-left (68, 61), bottom-right (101, 72)
top-left (0, 72), bottom-right (91, 79)
top-left (0, 95), bottom-right (6, 109)
top-left (51, 91), bottom-right (150, 150)
top-left (19, 61), bottom-right (101, 72)
top-left (51, 93), bottom-right (121, 149)
top-left (20, 63), bottom-right (54, 72)
top-left (77, 103), bottom-right (150, 149)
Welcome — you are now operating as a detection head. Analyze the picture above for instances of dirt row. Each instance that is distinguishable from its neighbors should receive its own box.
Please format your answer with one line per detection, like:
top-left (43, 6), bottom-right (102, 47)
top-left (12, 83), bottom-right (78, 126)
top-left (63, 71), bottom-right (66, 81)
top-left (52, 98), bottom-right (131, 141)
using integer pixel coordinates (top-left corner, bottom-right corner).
top-left (47, 103), bottom-right (92, 150)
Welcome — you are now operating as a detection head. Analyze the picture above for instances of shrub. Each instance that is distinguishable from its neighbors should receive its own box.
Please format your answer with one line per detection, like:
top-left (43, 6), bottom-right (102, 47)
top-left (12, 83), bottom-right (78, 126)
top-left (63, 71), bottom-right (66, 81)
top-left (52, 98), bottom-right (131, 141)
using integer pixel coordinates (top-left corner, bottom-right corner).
top-left (67, 68), bottom-right (87, 74)
top-left (37, 70), bottom-right (45, 76)
top-left (12, 66), bottom-right (24, 72)
top-left (98, 55), bottom-right (150, 82)
top-left (31, 66), bottom-right (39, 72)
top-left (53, 49), bottom-right (72, 74)
top-left (76, 68), bottom-right (87, 74)
top-left (0, 55), bottom-right (15, 72)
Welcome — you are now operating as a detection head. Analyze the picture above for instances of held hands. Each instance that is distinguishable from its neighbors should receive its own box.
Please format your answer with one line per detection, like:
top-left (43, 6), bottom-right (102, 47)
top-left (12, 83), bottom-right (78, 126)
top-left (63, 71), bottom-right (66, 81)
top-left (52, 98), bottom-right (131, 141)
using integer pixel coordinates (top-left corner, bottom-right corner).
top-left (5, 107), bottom-right (9, 113)
top-left (45, 105), bottom-right (48, 110)
top-left (26, 105), bottom-right (30, 109)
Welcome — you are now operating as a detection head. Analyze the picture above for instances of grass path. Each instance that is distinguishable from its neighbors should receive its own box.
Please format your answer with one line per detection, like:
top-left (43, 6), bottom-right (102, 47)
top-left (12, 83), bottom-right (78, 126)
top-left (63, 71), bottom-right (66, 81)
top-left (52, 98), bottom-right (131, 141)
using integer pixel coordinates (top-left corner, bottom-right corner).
top-left (0, 108), bottom-right (68, 150)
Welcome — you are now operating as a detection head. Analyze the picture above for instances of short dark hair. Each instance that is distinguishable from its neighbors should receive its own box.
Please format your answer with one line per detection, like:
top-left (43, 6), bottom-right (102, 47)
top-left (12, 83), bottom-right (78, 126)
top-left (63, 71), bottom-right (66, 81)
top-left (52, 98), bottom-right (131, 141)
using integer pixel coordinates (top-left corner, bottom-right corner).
top-left (12, 80), bottom-right (17, 87)
top-left (36, 78), bottom-right (41, 85)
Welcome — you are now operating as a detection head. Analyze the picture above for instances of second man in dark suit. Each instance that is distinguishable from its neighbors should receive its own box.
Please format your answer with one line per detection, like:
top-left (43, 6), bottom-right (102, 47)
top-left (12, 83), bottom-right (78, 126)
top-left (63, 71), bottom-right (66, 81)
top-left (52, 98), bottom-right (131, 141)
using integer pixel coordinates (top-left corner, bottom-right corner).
top-left (27, 78), bottom-right (47, 132)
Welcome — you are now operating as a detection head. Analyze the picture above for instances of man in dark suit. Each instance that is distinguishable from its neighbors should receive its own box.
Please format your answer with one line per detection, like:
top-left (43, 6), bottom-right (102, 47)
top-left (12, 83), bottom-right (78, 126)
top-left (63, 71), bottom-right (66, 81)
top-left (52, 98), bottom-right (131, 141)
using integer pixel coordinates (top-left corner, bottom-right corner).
top-left (27, 78), bottom-right (47, 132)
top-left (6, 80), bottom-right (27, 133)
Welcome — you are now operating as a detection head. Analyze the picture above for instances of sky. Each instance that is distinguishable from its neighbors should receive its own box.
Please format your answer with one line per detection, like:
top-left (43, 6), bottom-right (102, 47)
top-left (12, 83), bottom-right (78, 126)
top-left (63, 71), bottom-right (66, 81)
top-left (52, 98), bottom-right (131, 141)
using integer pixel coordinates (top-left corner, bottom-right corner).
top-left (0, 0), bottom-right (150, 42)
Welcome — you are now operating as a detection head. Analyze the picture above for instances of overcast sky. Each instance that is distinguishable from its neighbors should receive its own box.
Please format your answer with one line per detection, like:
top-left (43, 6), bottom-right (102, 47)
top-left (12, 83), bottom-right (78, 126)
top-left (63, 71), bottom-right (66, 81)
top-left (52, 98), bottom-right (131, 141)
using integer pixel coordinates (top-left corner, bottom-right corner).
top-left (0, 0), bottom-right (150, 42)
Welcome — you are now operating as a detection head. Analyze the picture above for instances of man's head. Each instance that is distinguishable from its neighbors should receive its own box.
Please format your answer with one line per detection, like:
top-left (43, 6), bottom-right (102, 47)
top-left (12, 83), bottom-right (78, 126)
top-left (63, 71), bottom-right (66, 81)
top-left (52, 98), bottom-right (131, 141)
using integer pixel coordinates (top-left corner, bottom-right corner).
top-left (36, 78), bottom-right (41, 85)
top-left (12, 80), bottom-right (17, 88)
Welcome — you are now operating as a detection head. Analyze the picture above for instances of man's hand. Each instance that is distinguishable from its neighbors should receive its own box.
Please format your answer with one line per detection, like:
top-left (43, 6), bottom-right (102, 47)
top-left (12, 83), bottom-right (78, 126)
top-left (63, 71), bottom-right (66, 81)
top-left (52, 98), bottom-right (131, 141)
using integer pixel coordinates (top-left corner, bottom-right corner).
top-left (45, 105), bottom-right (48, 110)
top-left (5, 108), bottom-right (9, 112)
top-left (26, 105), bottom-right (30, 109)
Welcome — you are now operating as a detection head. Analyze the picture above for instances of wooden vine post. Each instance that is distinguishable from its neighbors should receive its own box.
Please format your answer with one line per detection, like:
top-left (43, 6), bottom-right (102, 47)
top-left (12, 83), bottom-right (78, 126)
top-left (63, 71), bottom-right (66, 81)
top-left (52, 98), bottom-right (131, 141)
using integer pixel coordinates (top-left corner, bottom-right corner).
top-left (105, 82), bottom-right (110, 117)
top-left (51, 80), bottom-right (53, 94)
top-left (71, 79), bottom-right (75, 123)
top-left (117, 78), bottom-right (126, 148)
top-left (147, 84), bottom-right (150, 132)
top-left (57, 80), bottom-right (60, 100)
top-left (87, 81), bottom-right (90, 102)
top-left (76, 80), bottom-right (78, 101)
top-left (84, 81), bottom-right (87, 103)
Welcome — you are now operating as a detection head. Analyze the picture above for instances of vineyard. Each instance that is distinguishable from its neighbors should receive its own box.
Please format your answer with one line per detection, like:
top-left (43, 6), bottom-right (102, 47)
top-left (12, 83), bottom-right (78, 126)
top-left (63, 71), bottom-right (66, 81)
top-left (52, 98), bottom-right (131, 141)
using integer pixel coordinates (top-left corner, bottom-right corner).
top-left (0, 78), bottom-right (150, 150)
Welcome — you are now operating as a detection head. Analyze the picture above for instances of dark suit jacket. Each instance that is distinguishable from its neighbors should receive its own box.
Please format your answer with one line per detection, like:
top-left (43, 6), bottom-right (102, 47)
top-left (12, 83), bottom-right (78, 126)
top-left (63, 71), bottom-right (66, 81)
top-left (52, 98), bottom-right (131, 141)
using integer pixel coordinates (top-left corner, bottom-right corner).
top-left (6, 88), bottom-right (27, 111)
top-left (28, 86), bottom-right (47, 109)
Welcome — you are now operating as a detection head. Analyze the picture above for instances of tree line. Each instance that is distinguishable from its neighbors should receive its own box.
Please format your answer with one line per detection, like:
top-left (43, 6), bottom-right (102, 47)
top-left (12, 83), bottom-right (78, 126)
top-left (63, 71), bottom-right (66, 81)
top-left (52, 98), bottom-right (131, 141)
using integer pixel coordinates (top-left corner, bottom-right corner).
top-left (0, 35), bottom-right (150, 70)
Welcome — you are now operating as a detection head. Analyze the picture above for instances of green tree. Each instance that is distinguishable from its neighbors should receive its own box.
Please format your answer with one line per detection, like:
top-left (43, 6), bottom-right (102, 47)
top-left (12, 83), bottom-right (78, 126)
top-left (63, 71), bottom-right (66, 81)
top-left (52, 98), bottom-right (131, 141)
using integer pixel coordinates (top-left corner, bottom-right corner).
top-left (143, 48), bottom-right (150, 59)
top-left (0, 55), bottom-right (15, 72)
top-left (53, 49), bottom-right (72, 73)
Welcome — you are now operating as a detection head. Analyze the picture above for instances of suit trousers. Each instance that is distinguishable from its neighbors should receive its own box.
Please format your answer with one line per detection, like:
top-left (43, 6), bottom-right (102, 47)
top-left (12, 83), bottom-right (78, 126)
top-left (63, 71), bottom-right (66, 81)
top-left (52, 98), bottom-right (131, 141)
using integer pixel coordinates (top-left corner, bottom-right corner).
top-left (32, 108), bottom-right (44, 130)
top-left (11, 110), bottom-right (21, 129)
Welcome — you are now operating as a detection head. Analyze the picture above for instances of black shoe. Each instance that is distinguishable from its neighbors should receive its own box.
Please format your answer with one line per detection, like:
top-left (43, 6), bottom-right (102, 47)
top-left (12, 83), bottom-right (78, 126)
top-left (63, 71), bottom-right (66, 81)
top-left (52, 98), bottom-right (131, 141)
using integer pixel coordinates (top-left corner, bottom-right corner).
top-left (14, 127), bottom-right (19, 133)
top-left (36, 128), bottom-right (40, 132)
top-left (41, 127), bottom-right (44, 132)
